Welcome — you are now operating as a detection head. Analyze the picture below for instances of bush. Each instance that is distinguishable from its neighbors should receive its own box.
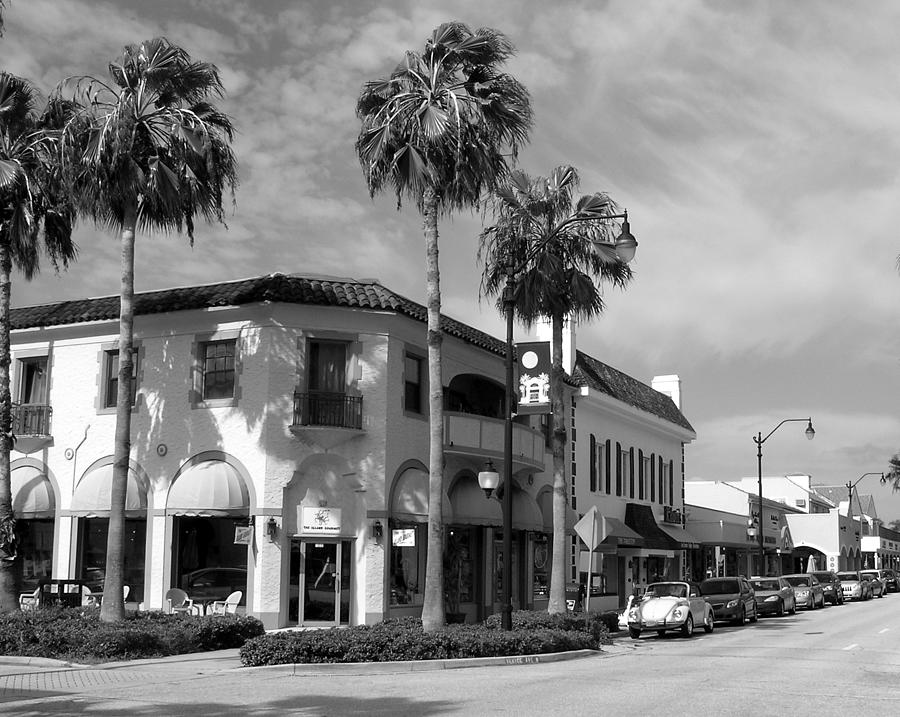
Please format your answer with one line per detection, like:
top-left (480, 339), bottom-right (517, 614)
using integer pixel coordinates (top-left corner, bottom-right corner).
top-left (482, 610), bottom-right (613, 643)
top-left (0, 606), bottom-right (264, 662)
top-left (239, 615), bottom-right (603, 667)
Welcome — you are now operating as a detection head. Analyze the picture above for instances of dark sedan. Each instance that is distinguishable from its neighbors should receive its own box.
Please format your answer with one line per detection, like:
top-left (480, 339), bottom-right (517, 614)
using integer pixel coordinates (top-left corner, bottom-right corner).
top-left (699, 576), bottom-right (758, 625)
top-left (750, 576), bottom-right (796, 616)
top-left (809, 570), bottom-right (844, 605)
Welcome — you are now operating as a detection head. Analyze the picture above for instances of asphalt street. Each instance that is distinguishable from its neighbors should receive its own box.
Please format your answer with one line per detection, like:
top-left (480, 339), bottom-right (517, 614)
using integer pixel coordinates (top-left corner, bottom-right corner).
top-left (0, 595), bottom-right (898, 715)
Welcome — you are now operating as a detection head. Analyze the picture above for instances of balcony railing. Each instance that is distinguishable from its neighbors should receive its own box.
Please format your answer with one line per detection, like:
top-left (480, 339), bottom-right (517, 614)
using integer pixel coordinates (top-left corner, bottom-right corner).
top-left (12, 403), bottom-right (52, 437)
top-left (292, 392), bottom-right (362, 430)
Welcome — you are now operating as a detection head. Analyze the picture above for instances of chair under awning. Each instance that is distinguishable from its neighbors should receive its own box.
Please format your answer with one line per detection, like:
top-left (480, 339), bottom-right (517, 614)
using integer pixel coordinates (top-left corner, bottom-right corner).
top-left (449, 477), bottom-right (501, 526)
top-left (166, 460), bottom-right (249, 516)
top-left (390, 467), bottom-right (452, 523)
top-left (70, 464), bottom-right (147, 517)
top-left (12, 466), bottom-right (55, 518)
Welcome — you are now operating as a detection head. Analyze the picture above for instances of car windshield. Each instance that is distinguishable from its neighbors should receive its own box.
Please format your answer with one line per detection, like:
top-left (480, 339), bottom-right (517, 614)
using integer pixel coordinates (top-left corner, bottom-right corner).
top-left (751, 579), bottom-right (780, 591)
top-left (700, 579), bottom-right (739, 595)
top-left (810, 572), bottom-right (831, 582)
top-left (836, 572), bottom-right (857, 581)
top-left (645, 582), bottom-right (686, 598)
top-left (784, 576), bottom-right (811, 587)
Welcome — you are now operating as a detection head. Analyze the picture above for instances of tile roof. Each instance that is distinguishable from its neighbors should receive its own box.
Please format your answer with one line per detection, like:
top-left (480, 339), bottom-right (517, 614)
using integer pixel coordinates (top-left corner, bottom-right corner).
top-left (11, 272), bottom-right (694, 433)
top-left (10, 273), bottom-right (507, 356)
top-left (571, 350), bottom-right (695, 433)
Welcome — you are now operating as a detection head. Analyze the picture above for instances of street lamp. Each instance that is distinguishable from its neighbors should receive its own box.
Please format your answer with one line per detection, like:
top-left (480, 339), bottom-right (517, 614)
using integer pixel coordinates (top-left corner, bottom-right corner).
top-left (845, 472), bottom-right (886, 569)
top-left (752, 418), bottom-right (815, 576)
top-left (478, 210), bottom-right (637, 630)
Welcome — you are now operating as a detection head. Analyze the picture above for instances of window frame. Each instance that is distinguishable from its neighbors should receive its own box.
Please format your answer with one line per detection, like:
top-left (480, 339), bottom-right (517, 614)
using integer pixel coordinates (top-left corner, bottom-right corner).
top-left (190, 330), bottom-right (241, 409)
top-left (403, 350), bottom-right (425, 416)
top-left (97, 342), bottom-right (142, 414)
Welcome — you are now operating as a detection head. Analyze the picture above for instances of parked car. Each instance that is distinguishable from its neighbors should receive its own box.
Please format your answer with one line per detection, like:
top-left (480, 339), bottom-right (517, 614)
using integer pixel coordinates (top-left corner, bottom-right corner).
top-left (880, 569), bottom-right (900, 593)
top-left (699, 576), bottom-right (758, 625)
top-left (860, 571), bottom-right (885, 598)
top-left (749, 576), bottom-right (797, 616)
top-left (627, 581), bottom-right (715, 639)
top-left (783, 574), bottom-right (825, 609)
top-left (809, 570), bottom-right (845, 605)
top-left (836, 570), bottom-right (872, 601)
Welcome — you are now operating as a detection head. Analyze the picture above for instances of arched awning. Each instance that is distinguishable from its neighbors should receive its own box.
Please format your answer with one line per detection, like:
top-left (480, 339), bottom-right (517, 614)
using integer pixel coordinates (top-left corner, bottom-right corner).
top-left (450, 477), bottom-right (502, 526)
top-left (538, 490), bottom-right (577, 534)
top-left (390, 467), bottom-right (452, 523)
top-left (71, 465), bottom-right (147, 517)
top-left (166, 460), bottom-right (249, 516)
top-left (12, 466), bottom-right (54, 518)
top-left (511, 490), bottom-right (544, 532)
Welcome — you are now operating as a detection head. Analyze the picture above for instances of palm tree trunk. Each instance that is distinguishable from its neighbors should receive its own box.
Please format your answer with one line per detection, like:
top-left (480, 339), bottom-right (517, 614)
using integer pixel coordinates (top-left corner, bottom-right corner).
top-left (547, 312), bottom-right (567, 614)
top-left (420, 185), bottom-right (446, 632)
top-left (100, 203), bottom-right (137, 622)
top-left (0, 241), bottom-right (19, 612)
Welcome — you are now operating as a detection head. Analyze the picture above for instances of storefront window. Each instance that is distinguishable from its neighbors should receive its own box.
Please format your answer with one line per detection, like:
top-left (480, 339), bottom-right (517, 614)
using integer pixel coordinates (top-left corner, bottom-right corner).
top-left (16, 519), bottom-right (54, 590)
top-left (533, 534), bottom-right (549, 599)
top-left (390, 522), bottom-right (425, 606)
top-left (79, 518), bottom-right (146, 602)
top-left (446, 527), bottom-right (475, 609)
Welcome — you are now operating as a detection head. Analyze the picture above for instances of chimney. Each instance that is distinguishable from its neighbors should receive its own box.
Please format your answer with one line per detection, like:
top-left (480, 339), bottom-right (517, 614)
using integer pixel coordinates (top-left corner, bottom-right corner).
top-left (652, 374), bottom-right (682, 410)
top-left (536, 316), bottom-right (576, 374)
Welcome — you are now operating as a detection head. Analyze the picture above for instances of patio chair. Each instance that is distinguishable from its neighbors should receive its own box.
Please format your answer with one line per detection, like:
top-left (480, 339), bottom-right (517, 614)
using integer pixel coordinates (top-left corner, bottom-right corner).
top-left (207, 590), bottom-right (242, 615)
top-left (19, 587), bottom-right (39, 610)
top-left (165, 588), bottom-right (201, 615)
top-left (81, 586), bottom-right (97, 607)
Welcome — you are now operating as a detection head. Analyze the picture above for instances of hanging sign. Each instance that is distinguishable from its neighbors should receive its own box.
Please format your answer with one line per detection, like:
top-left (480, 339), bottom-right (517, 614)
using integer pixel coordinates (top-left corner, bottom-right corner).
top-left (233, 525), bottom-right (254, 545)
top-left (515, 341), bottom-right (550, 415)
top-left (299, 506), bottom-right (342, 535)
top-left (392, 529), bottom-right (416, 547)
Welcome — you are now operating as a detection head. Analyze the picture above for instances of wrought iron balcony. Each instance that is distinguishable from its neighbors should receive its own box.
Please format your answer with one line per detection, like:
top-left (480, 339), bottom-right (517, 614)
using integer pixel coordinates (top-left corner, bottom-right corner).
top-left (12, 403), bottom-right (52, 437)
top-left (292, 392), bottom-right (363, 430)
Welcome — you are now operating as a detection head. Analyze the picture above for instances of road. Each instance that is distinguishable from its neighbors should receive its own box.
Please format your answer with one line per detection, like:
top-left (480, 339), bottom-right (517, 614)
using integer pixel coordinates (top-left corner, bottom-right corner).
top-left (1, 595), bottom-right (898, 716)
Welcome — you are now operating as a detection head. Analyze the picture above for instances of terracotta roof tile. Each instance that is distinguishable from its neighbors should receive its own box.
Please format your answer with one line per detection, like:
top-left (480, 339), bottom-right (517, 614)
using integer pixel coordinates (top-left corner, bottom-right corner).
top-left (572, 350), bottom-right (694, 433)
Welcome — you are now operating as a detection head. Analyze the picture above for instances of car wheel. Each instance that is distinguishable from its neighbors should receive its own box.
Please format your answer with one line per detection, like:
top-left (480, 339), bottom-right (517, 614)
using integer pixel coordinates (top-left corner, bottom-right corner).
top-left (749, 602), bottom-right (758, 623)
top-left (681, 614), bottom-right (694, 638)
top-left (703, 611), bottom-right (714, 633)
top-left (776, 599), bottom-right (784, 617)
top-left (629, 627), bottom-right (641, 640)
top-left (733, 606), bottom-right (745, 627)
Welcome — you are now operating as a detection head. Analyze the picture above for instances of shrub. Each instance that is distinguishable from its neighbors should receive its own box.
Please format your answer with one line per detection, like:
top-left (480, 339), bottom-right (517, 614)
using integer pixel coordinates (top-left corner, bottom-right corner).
top-left (482, 610), bottom-right (612, 644)
top-left (239, 615), bottom-right (602, 667)
top-left (0, 607), bottom-right (264, 662)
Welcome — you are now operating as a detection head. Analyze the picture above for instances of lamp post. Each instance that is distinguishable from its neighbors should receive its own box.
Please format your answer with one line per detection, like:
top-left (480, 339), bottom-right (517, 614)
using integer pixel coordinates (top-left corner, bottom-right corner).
top-left (752, 418), bottom-right (815, 577)
top-left (478, 212), bottom-right (637, 630)
top-left (845, 472), bottom-right (886, 569)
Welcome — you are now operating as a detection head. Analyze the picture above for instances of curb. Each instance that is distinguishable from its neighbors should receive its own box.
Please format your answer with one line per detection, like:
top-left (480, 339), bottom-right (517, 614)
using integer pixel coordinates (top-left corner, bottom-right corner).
top-left (243, 645), bottom-right (631, 676)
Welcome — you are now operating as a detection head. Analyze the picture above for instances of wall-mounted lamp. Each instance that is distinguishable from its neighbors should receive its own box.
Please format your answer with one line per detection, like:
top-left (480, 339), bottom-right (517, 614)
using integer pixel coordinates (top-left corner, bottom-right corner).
top-left (266, 517), bottom-right (278, 541)
top-left (372, 520), bottom-right (383, 540)
top-left (477, 461), bottom-right (500, 499)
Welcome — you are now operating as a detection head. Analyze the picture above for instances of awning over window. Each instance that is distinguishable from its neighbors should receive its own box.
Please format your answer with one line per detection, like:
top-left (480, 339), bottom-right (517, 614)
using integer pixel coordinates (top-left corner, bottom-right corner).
top-left (390, 467), bottom-right (452, 523)
top-left (511, 489), bottom-right (544, 532)
top-left (538, 491), bottom-right (577, 534)
top-left (598, 516), bottom-right (645, 549)
top-left (166, 460), bottom-right (249, 516)
top-left (624, 503), bottom-right (682, 551)
top-left (659, 523), bottom-right (700, 550)
top-left (12, 466), bottom-right (54, 518)
top-left (70, 464), bottom-right (147, 517)
top-left (449, 477), bottom-right (501, 526)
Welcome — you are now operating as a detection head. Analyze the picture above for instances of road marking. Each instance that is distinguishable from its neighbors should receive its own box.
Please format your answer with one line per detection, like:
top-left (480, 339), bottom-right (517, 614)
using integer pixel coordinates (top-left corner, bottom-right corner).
top-left (879, 629), bottom-right (889, 634)
top-left (843, 643), bottom-right (859, 651)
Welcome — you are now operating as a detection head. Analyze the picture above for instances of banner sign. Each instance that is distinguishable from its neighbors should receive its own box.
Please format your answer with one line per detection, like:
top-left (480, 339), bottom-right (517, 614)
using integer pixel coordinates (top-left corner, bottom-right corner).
top-left (516, 341), bottom-right (550, 415)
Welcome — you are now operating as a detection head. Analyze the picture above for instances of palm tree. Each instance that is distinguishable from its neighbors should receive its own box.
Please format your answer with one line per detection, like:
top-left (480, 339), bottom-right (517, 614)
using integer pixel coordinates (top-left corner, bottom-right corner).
top-left (479, 165), bottom-right (632, 614)
top-left (356, 22), bottom-right (531, 632)
top-left (886, 454), bottom-right (900, 492)
top-left (56, 38), bottom-right (237, 622)
top-left (0, 72), bottom-right (76, 611)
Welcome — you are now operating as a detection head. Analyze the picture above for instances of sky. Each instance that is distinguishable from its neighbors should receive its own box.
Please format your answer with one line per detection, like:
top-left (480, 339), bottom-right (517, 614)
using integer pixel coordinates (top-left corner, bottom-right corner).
top-left (3, 0), bottom-right (899, 521)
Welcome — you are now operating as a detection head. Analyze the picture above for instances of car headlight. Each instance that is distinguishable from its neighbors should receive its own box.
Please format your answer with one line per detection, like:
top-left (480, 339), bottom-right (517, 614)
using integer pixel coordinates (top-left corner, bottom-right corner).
top-left (726, 599), bottom-right (739, 608)
top-left (671, 606), bottom-right (686, 620)
top-left (764, 595), bottom-right (779, 602)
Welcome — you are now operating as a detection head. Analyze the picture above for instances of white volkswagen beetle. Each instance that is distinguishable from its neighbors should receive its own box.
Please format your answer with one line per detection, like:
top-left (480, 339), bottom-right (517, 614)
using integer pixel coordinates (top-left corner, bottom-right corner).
top-left (628, 581), bottom-right (715, 639)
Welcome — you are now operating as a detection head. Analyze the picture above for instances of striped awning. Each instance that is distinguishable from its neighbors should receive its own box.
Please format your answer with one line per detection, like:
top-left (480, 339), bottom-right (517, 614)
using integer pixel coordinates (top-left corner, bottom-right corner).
top-left (12, 466), bottom-right (55, 517)
top-left (166, 460), bottom-right (249, 516)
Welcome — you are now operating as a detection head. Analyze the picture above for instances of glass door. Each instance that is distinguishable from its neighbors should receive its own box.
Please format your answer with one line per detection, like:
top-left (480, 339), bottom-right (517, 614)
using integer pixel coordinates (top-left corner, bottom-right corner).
top-left (296, 540), bottom-right (352, 625)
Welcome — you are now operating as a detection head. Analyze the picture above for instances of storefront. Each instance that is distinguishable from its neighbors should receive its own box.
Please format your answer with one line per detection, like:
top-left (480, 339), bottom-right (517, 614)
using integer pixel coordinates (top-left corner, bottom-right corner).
top-left (10, 462), bottom-right (56, 591)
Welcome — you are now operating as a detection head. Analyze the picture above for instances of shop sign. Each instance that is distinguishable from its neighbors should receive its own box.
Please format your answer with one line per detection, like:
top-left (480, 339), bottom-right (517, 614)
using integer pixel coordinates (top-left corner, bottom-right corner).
top-left (233, 525), bottom-right (254, 545)
top-left (299, 506), bottom-right (342, 535)
top-left (392, 529), bottom-right (415, 547)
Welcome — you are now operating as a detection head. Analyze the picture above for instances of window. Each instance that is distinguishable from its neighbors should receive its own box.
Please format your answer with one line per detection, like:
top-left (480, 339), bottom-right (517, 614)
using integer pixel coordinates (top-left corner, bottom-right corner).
top-left (309, 340), bottom-right (346, 393)
top-left (390, 522), bottom-right (426, 606)
top-left (629, 448), bottom-right (635, 499)
top-left (639, 451), bottom-right (646, 500)
top-left (202, 339), bottom-right (236, 400)
top-left (658, 456), bottom-right (665, 504)
top-left (668, 460), bottom-right (674, 507)
top-left (615, 443), bottom-right (623, 496)
top-left (604, 440), bottom-right (611, 494)
top-left (404, 353), bottom-right (423, 414)
top-left (589, 435), bottom-right (597, 492)
top-left (650, 454), bottom-right (656, 502)
top-left (17, 356), bottom-right (48, 404)
top-left (103, 349), bottom-right (138, 409)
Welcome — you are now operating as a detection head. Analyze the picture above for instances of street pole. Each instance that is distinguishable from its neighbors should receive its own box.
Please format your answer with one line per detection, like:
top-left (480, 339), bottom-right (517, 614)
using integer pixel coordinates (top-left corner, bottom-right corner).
top-left (501, 273), bottom-right (515, 631)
